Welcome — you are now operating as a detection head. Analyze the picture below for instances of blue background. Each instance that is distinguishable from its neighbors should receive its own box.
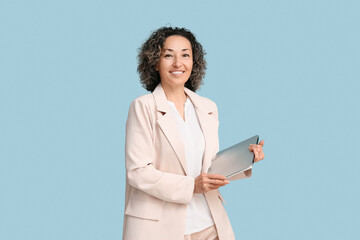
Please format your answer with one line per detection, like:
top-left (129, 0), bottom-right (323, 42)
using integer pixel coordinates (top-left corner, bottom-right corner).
top-left (1, 0), bottom-right (359, 239)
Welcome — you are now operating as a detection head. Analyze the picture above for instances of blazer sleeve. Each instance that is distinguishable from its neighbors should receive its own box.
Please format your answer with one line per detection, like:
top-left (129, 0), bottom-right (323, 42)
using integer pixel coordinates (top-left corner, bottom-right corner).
top-left (125, 98), bottom-right (194, 204)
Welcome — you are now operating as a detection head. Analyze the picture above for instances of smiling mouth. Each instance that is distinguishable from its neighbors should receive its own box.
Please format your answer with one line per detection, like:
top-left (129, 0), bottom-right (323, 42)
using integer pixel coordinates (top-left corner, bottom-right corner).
top-left (170, 71), bottom-right (185, 75)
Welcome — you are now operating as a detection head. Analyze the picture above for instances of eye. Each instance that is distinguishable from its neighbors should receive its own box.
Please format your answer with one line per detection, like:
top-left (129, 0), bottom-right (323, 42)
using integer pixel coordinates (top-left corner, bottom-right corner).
top-left (183, 54), bottom-right (190, 57)
top-left (164, 54), bottom-right (173, 58)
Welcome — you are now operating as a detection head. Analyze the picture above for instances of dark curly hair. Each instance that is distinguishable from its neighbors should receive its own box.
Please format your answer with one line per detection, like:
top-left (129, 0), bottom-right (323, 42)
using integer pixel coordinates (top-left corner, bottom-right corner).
top-left (137, 26), bottom-right (207, 92)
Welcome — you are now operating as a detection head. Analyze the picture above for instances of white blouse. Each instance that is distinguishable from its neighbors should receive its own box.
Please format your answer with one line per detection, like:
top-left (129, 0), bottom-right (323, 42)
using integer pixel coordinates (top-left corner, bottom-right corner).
top-left (167, 97), bottom-right (215, 235)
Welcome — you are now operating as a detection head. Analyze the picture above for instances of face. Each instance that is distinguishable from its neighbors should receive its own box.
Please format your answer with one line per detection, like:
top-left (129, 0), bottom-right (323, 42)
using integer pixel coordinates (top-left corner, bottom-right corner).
top-left (157, 35), bottom-right (193, 89)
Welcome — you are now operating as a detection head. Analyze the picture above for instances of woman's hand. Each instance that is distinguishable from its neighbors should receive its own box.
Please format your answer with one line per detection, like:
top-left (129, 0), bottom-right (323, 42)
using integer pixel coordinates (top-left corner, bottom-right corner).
top-left (194, 173), bottom-right (229, 194)
top-left (248, 140), bottom-right (265, 163)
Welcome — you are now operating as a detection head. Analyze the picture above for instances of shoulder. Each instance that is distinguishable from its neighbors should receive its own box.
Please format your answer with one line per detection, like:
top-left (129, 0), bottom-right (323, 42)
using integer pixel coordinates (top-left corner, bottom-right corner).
top-left (185, 88), bottom-right (218, 113)
top-left (200, 95), bottom-right (219, 120)
top-left (188, 90), bottom-right (219, 121)
top-left (128, 93), bottom-right (156, 117)
top-left (129, 92), bottom-right (156, 108)
top-left (198, 95), bottom-right (218, 112)
top-left (131, 93), bottom-right (155, 106)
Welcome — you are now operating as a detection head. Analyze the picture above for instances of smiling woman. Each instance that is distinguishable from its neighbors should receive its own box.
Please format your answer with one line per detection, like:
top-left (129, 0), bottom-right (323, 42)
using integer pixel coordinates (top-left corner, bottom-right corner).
top-left (123, 26), bottom-right (265, 240)
top-left (157, 36), bottom-right (193, 88)
top-left (156, 36), bottom-right (194, 119)
top-left (137, 27), bottom-right (206, 92)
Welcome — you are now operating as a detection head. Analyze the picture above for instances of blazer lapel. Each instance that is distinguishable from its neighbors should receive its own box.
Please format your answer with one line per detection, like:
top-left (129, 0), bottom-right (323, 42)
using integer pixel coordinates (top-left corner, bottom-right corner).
top-left (184, 88), bottom-right (219, 173)
top-left (152, 84), bottom-right (188, 175)
top-left (196, 110), bottom-right (219, 172)
top-left (152, 84), bottom-right (219, 175)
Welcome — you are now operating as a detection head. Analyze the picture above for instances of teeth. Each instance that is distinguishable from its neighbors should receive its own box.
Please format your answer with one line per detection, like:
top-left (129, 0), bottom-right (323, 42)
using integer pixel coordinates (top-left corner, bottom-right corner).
top-left (171, 71), bottom-right (183, 75)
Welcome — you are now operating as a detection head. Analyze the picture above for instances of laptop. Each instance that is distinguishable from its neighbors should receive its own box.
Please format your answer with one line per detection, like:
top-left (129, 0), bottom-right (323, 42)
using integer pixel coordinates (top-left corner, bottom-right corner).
top-left (207, 135), bottom-right (259, 180)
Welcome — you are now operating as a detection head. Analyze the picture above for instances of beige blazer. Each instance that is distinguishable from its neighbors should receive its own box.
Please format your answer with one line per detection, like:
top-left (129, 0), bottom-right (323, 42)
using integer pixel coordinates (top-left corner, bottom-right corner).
top-left (123, 84), bottom-right (250, 240)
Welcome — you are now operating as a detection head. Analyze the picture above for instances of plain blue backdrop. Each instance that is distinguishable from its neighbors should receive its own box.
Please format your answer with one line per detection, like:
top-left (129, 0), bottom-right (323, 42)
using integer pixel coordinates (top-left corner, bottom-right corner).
top-left (1, 0), bottom-right (359, 239)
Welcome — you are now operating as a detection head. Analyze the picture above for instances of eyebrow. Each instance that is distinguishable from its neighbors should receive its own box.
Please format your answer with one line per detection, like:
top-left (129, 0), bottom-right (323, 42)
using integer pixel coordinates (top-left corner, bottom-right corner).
top-left (163, 48), bottom-right (190, 52)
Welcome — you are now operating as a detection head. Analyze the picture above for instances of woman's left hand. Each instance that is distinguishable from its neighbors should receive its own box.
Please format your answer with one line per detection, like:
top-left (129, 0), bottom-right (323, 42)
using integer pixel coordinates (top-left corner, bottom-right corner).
top-left (248, 140), bottom-right (265, 163)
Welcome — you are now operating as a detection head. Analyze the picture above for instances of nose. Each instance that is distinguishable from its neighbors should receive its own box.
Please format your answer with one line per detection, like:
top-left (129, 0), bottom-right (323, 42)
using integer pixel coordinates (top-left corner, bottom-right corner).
top-left (173, 55), bottom-right (182, 68)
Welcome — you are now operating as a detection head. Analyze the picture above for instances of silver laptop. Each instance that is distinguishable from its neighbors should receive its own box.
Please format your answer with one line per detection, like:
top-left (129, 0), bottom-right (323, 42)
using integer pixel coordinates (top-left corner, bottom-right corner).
top-left (208, 135), bottom-right (259, 178)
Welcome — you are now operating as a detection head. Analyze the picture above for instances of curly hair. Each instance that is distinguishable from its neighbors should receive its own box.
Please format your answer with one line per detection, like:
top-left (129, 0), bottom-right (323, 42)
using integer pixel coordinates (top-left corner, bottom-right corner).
top-left (137, 26), bottom-right (207, 92)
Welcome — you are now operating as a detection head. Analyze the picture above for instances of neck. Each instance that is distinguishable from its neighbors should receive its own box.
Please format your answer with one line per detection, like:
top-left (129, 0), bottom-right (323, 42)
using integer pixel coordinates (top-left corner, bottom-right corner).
top-left (161, 82), bottom-right (187, 104)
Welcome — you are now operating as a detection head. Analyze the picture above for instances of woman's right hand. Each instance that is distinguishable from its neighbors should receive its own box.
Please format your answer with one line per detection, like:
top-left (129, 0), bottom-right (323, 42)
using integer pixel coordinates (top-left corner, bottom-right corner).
top-left (194, 173), bottom-right (229, 193)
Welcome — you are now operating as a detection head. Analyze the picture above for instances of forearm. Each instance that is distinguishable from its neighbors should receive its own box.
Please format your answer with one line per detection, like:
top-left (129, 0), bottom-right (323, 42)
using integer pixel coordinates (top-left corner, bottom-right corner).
top-left (127, 164), bottom-right (194, 204)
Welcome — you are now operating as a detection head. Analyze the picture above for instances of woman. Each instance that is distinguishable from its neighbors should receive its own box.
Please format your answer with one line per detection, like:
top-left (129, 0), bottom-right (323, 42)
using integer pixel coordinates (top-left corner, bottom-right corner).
top-left (123, 27), bottom-right (265, 240)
